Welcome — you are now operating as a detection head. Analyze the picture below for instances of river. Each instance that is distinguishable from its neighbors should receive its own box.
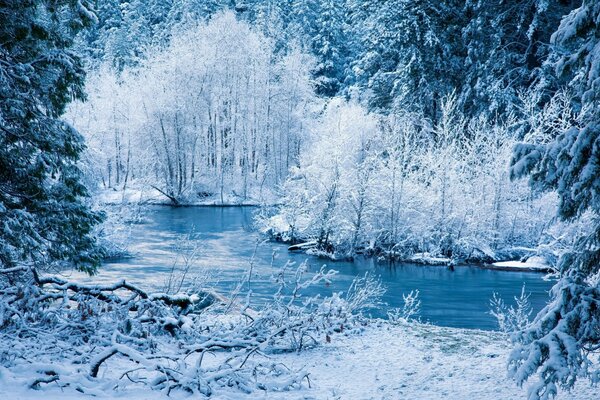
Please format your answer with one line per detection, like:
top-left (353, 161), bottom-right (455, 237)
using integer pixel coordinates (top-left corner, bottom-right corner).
top-left (73, 206), bottom-right (554, 330)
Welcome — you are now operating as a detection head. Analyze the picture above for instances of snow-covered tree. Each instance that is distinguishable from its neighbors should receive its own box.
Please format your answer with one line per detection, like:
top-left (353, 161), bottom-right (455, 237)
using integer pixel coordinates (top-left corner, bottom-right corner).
top-left (78, 0), bottom-right (233, 70)
top-left (297, 100), bottom-right (378, 254)
top-left (508, 2), bottom-right (600, 398)
top-left (460, 0), bottom-right (574, 115)
top-left (305, 0), bottom-right (350, 96)
top-left (263, 95), bottom-right (556, 261)
top-left (70, 12), bottom-right (317, 204)
top-left (0, 0), bottom-right (104, 273)
top-left (351, 0), bottom-right (463, 119)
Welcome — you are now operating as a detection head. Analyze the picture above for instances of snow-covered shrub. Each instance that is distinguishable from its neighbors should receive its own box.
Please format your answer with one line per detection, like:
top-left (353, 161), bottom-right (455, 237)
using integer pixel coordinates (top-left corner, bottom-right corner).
top-left (345, 273), bottom-right (386, 314)
top-left (490, 285), bottom-right (533, 333)
top-left (161, 228), bottom-right (217, 295)
top-left (247, 263), bottom-right (386, 353)
top-left (94, 203), bottom-right (148, 259)
top-left (387, 290), bottom-right (421, 324)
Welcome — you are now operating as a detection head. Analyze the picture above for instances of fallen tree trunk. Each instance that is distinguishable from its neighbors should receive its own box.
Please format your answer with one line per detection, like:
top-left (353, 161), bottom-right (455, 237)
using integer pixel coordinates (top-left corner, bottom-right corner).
top-left (150, 185), bottom-right (180, 206)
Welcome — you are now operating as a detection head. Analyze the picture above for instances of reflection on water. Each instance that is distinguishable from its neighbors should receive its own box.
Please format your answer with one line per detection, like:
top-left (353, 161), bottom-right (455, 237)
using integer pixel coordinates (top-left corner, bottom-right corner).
top-left (72, 206), bottom-right (553, 330)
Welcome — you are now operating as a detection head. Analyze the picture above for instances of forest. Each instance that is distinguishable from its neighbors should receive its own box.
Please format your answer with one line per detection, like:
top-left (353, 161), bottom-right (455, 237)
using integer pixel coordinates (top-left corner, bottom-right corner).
top-left (0, 1), bottom-right (599, 399)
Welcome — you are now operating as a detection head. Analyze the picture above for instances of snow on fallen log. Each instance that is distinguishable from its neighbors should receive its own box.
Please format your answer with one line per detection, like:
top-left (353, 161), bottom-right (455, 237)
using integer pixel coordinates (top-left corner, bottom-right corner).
top-left (90, 332), bottom-right (158, 378)
top-left (0, 266), bottom-right (30, 274)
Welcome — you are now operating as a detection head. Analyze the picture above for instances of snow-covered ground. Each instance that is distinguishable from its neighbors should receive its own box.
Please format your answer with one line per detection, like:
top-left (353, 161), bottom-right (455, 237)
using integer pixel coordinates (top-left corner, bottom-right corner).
top-left (2, 321), bottom-right (595, 400)
top-left (95, 187), bottom-right (275, 206)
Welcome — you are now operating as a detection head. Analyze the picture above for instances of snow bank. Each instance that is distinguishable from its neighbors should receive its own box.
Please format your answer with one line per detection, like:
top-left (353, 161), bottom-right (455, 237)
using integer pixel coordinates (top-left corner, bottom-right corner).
top-left (489, 256), bottom-right (554, 272)
top-left (408, 252), bottom-right (452, 265)
top-left (1, 322), bottom-right (594, 399)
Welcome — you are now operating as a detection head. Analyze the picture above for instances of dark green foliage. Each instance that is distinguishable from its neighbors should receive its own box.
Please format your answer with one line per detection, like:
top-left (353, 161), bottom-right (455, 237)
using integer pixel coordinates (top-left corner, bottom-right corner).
top-left (0, 0), bottom-right (104, 273)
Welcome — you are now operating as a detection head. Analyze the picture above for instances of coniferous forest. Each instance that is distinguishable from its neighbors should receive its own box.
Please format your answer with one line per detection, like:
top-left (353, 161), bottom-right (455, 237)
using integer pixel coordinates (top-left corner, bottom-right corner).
top-left (1, 1), bottom-right (599, 399)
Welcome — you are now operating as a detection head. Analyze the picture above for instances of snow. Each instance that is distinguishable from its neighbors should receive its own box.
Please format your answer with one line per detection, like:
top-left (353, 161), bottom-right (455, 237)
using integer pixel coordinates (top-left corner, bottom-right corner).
top-left (3, 1), bottom-right (597, 399)
top-left (95, 187), bottom-right (272, 206)
top-left (491, 256), bottom-right (554, 272)
top-left (263, 214), bottom-right (291, 235)
top-left (288, 241), bottom-right (318, 251)
top-left (408, 253), bottom-right (452, 265)
top-left (1, 321), bottom-right (595, 399)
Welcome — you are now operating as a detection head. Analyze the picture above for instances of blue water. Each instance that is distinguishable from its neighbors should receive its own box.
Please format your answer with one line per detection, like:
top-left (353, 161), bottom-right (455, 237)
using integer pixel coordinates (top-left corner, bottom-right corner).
top-left (97, 206), bottom-right (554, 330)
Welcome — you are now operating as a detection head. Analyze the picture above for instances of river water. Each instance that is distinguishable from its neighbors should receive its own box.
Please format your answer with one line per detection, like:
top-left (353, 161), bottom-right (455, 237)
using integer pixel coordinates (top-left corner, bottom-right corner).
top-left (78, 206), bottom-right (554, 330)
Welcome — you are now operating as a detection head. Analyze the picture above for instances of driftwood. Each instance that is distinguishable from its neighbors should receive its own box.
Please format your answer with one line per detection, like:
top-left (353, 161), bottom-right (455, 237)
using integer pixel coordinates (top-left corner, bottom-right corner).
top-left (0, 267), bottom-right (215, 309)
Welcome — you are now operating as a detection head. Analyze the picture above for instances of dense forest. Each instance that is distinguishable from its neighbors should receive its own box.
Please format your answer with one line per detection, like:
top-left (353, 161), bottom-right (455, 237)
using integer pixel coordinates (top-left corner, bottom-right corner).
top-left (70, 0), bottom-right (588, 262)
top-left (1, 1), bottom-right (599, 399)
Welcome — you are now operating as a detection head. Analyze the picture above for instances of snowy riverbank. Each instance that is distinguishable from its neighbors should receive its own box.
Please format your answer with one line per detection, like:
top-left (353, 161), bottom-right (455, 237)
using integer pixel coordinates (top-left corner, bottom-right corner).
top-left (289, 241), bottom-right (555, 273)
top-left (97, 194), bottom-right (558, 274)
top-left (1, 321), bottom-right (594, 400)
top-left (407, 254), bottom-right (555, 273)
top-left (487, 256), bottom-right (555, 272)
top-left (95, 186), bottom-right (276, 207)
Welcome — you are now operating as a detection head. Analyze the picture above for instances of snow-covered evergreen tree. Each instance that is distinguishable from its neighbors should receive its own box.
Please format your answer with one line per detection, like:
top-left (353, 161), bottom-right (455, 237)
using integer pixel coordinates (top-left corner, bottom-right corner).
top-left (306, 0), bottom-right (350, 96)
top-left (352, 0), bottom-right (463, 120)
top-left (460, 0), bottom-right (573, 115)
top-left (0, 0), bottom-right (104, 273)
top-left (79, 0), bottom-right (232, 70)
top-left (508, 2), bottom-right (600, 398)
top-left (250, 0), bottom-right (351, 96)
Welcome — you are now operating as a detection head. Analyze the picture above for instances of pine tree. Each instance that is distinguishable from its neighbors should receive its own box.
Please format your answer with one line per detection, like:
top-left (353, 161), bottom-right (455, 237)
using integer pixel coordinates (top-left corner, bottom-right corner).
top-left (80, 0), bottom-right (231, 70)
top-left (0, 0), bottom-right (104, 273)
top-left (307, 0), bottom-right (350, 96)
top-left (352, 0), bottom-right (463, 120)
top-left (460, 0), bottom-right (574, 116)
top-left (250, 0), bottom-right (350, 96)
top-left (508, 1), bottom-right (600, 398)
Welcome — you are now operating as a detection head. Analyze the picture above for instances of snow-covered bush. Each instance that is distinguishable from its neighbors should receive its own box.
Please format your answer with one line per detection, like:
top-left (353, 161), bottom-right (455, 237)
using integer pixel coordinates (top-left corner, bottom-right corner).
top-left (94, 203), bottom-right (148, 259)
top-left (387, 290), bottom-right (421, 324)
top-left (162, 229), bottom-right (212, 295)
top-left (345, 273), bottom-right (387, 314)
top-left (490, 285), bottom-right (533, 333)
